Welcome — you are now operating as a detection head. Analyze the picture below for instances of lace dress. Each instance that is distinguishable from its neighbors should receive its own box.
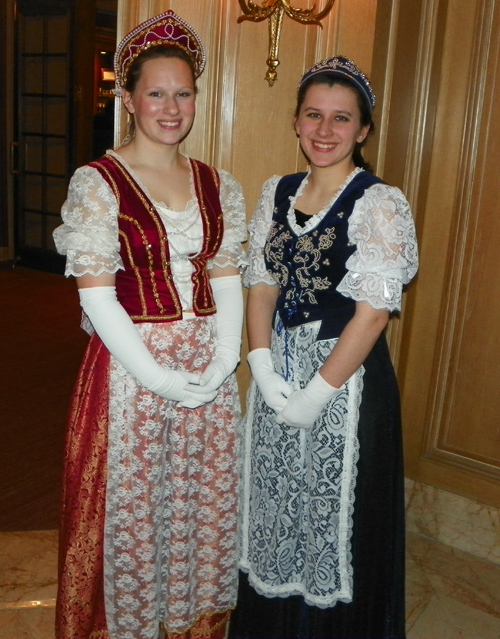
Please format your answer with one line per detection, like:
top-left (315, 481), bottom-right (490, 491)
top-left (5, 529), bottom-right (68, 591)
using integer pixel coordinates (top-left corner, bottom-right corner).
top-left (53, 152), bottom-right (247, 639)
top-left (229, 169), bottom-right (418, 639)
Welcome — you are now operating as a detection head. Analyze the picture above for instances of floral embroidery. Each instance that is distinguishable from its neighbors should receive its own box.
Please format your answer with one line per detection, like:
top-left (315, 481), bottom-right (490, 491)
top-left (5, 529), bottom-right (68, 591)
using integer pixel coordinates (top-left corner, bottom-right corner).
top-left (265, 221), bottom-right (336, 309)
top-left (263, 223), bottom-right (292, 287)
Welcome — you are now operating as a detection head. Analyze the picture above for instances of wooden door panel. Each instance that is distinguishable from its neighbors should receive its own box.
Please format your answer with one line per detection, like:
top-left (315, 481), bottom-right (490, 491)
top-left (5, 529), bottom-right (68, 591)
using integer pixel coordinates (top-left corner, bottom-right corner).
top-left (433, 34), bottom-right (500, 466)
top-left (398, 0), bottom-right (500, 506)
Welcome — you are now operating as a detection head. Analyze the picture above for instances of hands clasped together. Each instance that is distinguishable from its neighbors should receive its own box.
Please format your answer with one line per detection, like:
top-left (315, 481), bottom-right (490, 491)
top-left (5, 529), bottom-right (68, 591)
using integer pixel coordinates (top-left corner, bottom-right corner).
top-left (247, 347), bottom-right (344, 429)
top-left (78, 274), bottom-right (243, 410)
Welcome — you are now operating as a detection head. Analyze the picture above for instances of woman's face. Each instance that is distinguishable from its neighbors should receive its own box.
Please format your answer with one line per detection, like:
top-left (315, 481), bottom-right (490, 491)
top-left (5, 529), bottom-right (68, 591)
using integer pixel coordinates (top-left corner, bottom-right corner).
top-left (122, 56), bottom-right (196, 147)
top-left (295, 82), bottom-right (370, 171)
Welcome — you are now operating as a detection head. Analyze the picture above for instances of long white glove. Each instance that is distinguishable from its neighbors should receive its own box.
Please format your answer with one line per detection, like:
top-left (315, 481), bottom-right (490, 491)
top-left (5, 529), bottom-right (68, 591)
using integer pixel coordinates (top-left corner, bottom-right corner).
top-left (189, 275), bottom-right (243, 395)
top-left (275, 371), bottom-right (344, 429)
top-left (247, 348), bottom-right (292, 413)
top-left (79, 286), bottom-right (217, 407)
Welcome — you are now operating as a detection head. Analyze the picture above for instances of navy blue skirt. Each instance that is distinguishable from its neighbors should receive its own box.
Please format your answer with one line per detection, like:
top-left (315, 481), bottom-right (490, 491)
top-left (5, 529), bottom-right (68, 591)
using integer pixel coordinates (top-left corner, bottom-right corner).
top-left (229, 336), bottom-right (406, 639)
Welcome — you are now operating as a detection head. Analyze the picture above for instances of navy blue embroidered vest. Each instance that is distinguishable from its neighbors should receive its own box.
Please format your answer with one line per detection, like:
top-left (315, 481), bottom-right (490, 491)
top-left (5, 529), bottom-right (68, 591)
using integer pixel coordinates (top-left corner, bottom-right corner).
top-left (265, 170), bottom-right (384, 340)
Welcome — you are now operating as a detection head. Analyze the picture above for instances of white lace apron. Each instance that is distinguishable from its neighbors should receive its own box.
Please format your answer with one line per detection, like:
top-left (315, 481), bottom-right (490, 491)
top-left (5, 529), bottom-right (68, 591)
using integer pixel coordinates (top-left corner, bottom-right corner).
top-left (239, 318), bottom-right (363, 608)
top-left (105, 316), bottom-right (241, 638)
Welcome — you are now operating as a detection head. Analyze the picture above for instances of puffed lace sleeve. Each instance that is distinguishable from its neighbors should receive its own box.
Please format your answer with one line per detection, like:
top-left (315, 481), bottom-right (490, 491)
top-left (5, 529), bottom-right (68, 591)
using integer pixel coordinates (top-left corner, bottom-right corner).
top-left (209, 170), bottom-right (248, 271)
top-left (337, 183), bottom-right (418, 311)
top-left (53, 165), bottom-right (124, 277)
top-left (244, 176), bottom-right (281, 288)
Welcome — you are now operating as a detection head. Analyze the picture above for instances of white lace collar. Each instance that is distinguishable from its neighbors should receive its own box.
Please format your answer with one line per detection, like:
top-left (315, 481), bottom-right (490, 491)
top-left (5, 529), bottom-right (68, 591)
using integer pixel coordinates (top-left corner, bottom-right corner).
top-left (286, 167), bottom-right (364, 236)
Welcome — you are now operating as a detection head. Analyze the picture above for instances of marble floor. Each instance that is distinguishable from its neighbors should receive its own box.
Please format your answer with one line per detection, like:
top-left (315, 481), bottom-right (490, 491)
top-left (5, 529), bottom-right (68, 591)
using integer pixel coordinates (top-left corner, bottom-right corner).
top-left (1, 530), bottom-right (500, 639)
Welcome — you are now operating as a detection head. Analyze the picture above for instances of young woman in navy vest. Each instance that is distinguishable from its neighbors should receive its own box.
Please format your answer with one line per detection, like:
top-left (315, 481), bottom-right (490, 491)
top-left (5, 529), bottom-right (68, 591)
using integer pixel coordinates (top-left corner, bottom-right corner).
top-left (53, 11), bottom-right (247, 639)
top-left (230, 57), bottom-right (418, 639)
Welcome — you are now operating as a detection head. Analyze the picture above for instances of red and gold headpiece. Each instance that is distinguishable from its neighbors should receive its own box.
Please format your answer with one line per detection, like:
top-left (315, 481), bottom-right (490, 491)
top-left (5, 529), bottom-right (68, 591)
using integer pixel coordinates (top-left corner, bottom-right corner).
top-left (114, 10), bottom-right (206, 94)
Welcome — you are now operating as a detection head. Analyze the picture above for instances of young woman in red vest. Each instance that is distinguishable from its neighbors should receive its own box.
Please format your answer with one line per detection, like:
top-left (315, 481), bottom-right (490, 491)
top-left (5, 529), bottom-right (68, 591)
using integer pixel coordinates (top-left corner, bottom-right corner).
top-left (229, 57), bottom-right (418, 639)
top-left (53, 11), bottom-right (246, 639)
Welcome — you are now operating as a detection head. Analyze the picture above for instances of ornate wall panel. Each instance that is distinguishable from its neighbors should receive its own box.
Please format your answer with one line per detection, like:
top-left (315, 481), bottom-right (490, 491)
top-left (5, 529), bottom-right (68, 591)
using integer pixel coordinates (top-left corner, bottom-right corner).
top-left (425, 0), bottom-right (500, 472)
top-left (400, 0), bottom-right (500, 507)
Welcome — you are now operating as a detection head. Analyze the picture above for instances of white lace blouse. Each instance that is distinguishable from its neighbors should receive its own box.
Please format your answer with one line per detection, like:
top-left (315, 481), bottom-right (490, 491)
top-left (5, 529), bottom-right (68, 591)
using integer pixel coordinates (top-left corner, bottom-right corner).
top-left (245, 169), bottom-right (418, 312)
top-left (53, 152), bottom-right (248, 313)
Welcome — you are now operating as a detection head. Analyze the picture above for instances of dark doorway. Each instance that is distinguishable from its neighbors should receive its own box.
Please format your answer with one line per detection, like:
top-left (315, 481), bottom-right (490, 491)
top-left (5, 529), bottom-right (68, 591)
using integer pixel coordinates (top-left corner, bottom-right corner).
top-left (12, 0), bottom-right (117, 274)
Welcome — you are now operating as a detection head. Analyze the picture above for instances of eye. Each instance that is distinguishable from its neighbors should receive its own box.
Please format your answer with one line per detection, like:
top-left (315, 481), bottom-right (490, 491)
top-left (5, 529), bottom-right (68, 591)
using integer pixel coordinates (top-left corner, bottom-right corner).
top-left (178, 91), bottom-right (194, 98)
top-left (306, 112), bottom-right (321, 119)
top-left (149, 91), bottom-right (162, 98)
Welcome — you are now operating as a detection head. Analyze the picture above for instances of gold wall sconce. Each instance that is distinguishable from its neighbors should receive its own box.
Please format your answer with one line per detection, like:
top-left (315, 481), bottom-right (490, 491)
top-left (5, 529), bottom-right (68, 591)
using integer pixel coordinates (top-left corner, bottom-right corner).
top-left (237, 0), bottom-right (336, 86)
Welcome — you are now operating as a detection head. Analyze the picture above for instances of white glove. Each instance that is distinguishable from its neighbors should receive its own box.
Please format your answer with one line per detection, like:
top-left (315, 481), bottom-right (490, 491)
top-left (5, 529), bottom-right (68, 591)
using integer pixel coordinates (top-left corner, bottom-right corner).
top-left (188, 275), bottom-right (243, 395)
top-left (79, 286), bottom-right (217, 407)
top-left (275, 371), bottom-right (343, 429)
top-left (247, 348), bottom-right (292, 413)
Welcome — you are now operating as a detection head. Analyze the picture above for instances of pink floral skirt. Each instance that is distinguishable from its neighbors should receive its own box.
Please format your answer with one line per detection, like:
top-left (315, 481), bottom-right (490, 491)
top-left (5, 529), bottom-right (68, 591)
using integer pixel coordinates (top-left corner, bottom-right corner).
top-left (57, 317), bottom-right (241, 639)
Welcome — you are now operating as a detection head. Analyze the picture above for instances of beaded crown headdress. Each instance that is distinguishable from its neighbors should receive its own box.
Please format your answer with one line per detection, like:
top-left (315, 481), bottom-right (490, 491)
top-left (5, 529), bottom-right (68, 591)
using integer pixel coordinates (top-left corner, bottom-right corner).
top-left (114, 10), bottom-right (206, 94)
top-left (299, 56), bottom-right (376, 113)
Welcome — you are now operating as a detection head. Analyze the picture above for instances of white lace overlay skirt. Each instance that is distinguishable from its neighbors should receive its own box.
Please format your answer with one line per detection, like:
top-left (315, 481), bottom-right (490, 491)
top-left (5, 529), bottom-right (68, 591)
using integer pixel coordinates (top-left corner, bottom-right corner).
top-left (103, 317), bottom-right (241, 639)
top-left (239, 319), bottom-right (364, 608)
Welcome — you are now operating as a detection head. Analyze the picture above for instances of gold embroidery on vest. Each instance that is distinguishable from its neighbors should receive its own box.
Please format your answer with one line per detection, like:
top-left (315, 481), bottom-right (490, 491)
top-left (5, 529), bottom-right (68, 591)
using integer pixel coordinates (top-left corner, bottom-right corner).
top-left (189, 160), bottom-right (221, 315)
top-left (117, 229), bottom-right (148, 316)
top-left (105, 156), bottom-right (183, 319)
top-left (97, 160), bottom-right (121, 202)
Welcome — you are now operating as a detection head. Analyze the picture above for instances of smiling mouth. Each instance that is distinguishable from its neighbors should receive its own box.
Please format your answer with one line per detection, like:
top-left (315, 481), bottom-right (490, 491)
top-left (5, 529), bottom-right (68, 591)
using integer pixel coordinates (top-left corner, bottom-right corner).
top-left (312, 141), bottom-right (336, 151)
top-left (158, 120), bottom-right (181, 129)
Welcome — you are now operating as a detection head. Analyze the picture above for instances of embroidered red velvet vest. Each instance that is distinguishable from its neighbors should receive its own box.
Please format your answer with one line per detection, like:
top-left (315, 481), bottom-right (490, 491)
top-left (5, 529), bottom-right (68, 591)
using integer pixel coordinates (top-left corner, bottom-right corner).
top-left (89, 154), bottom-right (224, 323)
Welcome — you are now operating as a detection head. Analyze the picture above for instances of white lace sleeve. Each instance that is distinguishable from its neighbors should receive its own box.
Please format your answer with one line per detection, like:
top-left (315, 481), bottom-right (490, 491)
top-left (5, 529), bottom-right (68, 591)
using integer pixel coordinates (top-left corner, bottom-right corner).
top-left (337, 183), bottom-right (419, 311)
top-left (209, 170), bottom-right (248, 271)
top-left (244, 176), bottom-right (282, 288)
top-left (53, 165), bottom-right (124, 277)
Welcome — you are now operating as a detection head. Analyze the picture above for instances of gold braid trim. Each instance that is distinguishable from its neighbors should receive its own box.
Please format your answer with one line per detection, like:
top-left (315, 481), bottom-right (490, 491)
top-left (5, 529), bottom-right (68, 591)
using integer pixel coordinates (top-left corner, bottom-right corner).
top-left (189, 159), bottom-right (222, 315)
top-left (88, 609), bottom-right (232, 639)
top-left (102, 154), bottom-right (183, 319)
top-left (162, 608), bottom-right (232, 639)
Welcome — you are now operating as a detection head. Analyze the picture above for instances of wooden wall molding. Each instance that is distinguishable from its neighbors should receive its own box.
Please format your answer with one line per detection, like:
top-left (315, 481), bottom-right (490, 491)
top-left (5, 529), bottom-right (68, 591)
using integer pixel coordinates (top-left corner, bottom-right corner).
top-left (402, 0), bottom-right (440, 206)
top-left (400, 0), bottom-right (500, 507)
top-left (423, 0), bottom-right (500, 478)
top-left (371, 0), bottom-right (436, 370)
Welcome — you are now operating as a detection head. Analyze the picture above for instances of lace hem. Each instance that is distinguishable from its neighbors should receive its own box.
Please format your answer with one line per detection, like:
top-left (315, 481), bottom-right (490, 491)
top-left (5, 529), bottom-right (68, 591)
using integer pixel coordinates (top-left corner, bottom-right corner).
top-left (63, 251), bottom-right (124, 279)
top-left (242, 272), bottom-right (276, 288)
top-left (337, 272), bottom-right (403, 312)
top-left (208, 252), bottom-right (248, 272)
top-left (240, 567), bottom-right (354, 609)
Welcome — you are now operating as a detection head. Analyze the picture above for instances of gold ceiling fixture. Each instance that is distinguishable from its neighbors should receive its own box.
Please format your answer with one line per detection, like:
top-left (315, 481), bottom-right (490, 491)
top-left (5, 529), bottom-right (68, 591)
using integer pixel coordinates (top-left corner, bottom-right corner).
top-left (237, 0), bottom-right (336, 86)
